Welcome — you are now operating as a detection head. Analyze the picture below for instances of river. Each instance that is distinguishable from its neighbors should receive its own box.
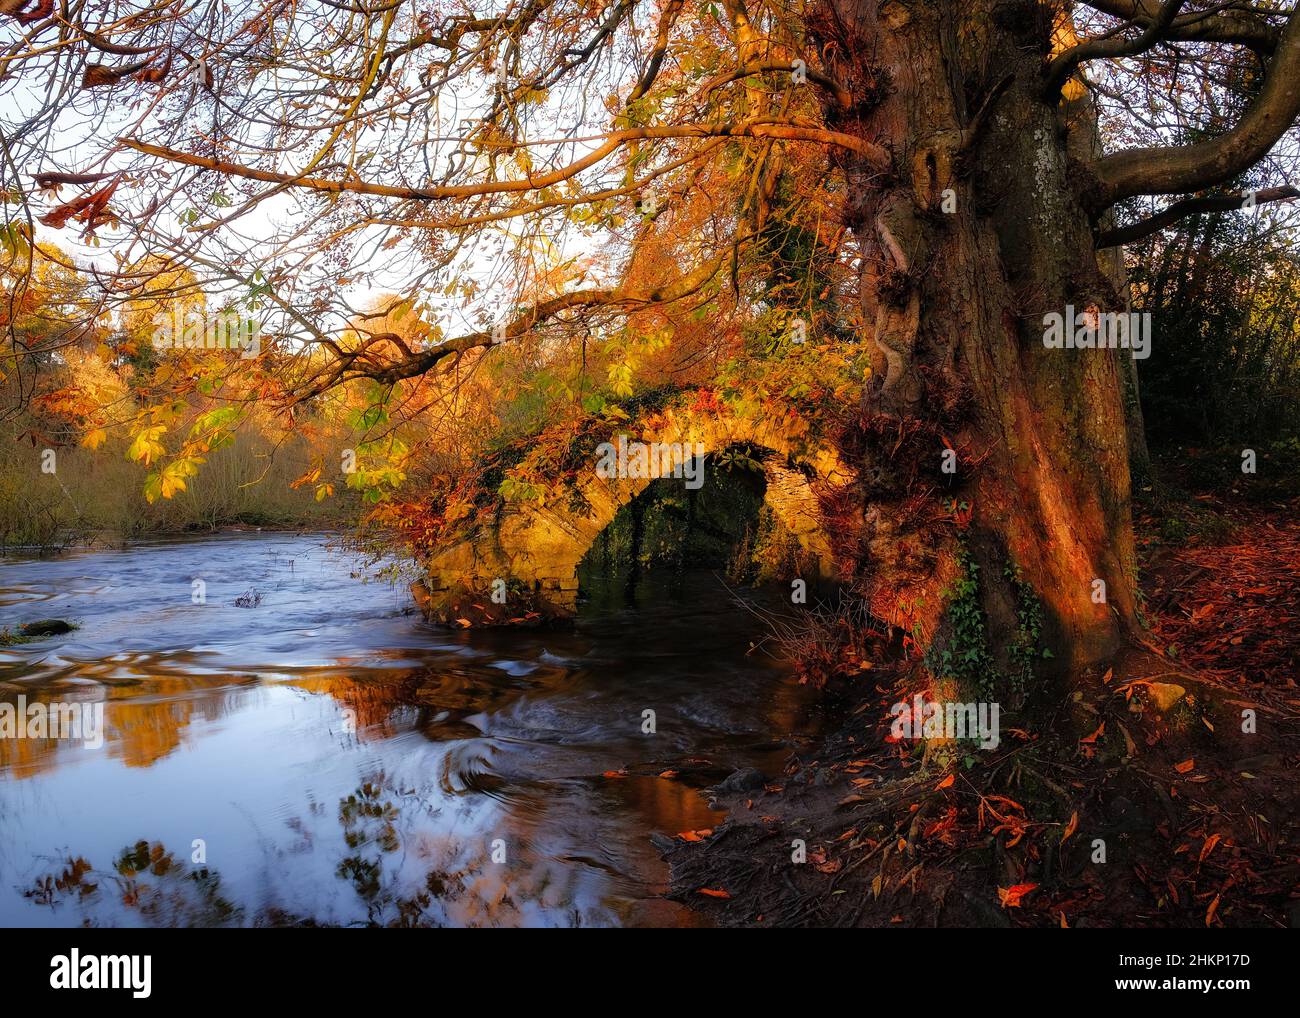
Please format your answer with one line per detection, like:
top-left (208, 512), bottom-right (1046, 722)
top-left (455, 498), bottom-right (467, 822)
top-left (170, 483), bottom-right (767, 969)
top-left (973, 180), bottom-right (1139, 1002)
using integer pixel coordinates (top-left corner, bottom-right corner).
top-left (0, 533), bottom-right (823, 927)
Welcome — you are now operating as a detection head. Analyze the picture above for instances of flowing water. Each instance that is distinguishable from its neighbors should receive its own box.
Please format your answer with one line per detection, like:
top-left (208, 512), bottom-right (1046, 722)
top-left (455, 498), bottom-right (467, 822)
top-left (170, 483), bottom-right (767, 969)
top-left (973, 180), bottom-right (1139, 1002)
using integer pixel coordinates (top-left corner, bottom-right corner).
top-left (0, 533), bottom-right (823, 927)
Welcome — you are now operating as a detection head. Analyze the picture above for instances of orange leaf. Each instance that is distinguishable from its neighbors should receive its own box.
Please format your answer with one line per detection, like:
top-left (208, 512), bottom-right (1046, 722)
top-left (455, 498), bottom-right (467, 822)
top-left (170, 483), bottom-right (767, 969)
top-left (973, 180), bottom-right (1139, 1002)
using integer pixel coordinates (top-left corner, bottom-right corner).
top-left (1080, 722), bottom-right (1105, 744)
top-left (697, 888), bottom-right (731, 899)
top-left (658, 769), bottom-right (679, 779)
top-left (935, 774), bottom-right (955, 790)
top-left (1205, 893), bottom-right (1220, 926)
top-left (998, 883), bottom-right (1038, 908)
top-left (1060, 810), bottom-right (1078, 845)
top-left (1174, 758), bottom-right (1195, 774)
top-left (1198, 833), bottom-right (1221, 863)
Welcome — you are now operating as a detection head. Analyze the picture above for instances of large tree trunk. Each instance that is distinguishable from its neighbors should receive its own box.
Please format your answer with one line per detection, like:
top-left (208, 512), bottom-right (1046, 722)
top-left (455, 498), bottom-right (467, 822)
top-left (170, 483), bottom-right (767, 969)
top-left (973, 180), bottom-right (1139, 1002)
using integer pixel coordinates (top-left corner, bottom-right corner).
top-left (812, 0), bottom-right (1141, 691)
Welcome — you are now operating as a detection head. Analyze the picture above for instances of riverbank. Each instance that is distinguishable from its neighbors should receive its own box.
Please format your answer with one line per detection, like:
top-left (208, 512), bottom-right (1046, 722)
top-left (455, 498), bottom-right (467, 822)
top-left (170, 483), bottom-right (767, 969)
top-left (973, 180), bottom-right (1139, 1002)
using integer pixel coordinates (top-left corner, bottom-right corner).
top-left (661, 450), bottom-right (1300, 927)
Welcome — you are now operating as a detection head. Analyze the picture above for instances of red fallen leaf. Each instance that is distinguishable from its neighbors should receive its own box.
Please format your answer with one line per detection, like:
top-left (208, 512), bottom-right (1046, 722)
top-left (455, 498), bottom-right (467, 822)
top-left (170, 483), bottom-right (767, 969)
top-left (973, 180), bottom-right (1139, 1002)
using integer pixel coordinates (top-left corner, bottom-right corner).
top-left (601, 770), bottom-right (627, 779)
top-left (1198, 833), bottom-right (1221, 863)
top-left (1174, 758), bottom-right (1195, 774)
top-left (924, 807), bottom-right (958, 842)
top-left (696, 888), bottom-right (731, 899)
top-left (998, 882), bottom-right (1038, 908)
top-left (677, 829), bottom-right (712, 842)
top-left (814, 858), bottom-right (842, 874)
top-left (657, 769), bottom-right (679, 779)
top-left (1080, 722), bottom-right (1105, 744)
top-left (454, 618), bottom-right (472, 627)
top-left (935, 773), bottom-right (955, 790)
top-left (1060, 810), bottom-right (1078, 845)
top-left (1205, 893), bottom-right (1220, 926)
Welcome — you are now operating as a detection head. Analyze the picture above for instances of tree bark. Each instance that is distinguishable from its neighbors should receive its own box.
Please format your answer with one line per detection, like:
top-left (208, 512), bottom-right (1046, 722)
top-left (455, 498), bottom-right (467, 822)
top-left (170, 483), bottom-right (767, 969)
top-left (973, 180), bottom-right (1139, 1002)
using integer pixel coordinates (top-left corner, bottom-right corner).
top-left (812, 0), bottom-right (1141, 688)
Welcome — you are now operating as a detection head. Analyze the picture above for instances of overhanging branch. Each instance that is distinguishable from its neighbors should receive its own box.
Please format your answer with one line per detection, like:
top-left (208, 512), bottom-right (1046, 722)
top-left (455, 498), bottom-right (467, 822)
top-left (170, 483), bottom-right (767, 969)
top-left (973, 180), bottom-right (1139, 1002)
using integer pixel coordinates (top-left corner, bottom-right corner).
top-left (1078, 0), bottom-right (1283, 55)
top-left (1088, 10), bottom-right (1300, 209)
top-left (1043, 0), bottom-right (1185, 101)
top-left (118, 122), bottom-right (885, 205)
top-left (1097, 185), bottom-right (1300, 246)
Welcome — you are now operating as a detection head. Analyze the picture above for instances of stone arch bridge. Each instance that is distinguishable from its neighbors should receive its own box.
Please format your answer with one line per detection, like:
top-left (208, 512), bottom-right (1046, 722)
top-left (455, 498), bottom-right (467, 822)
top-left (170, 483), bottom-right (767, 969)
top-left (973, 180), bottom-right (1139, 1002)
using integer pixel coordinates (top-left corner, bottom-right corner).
top-left (414, 405), bottom-right (854, 620)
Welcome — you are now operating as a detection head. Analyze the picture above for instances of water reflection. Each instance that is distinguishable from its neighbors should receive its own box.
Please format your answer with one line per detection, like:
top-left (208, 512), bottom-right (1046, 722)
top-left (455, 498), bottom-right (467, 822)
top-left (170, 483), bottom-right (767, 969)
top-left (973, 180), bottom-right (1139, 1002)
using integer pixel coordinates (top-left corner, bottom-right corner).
top-left (1, 534), bottom-right (821, 927)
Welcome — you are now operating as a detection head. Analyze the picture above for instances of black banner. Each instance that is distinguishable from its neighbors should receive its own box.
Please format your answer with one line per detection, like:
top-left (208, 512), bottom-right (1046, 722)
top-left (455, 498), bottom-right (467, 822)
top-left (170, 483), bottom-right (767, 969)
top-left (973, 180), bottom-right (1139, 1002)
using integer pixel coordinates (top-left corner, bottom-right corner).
top-left (4, 928), bottom-right (1286, 1004)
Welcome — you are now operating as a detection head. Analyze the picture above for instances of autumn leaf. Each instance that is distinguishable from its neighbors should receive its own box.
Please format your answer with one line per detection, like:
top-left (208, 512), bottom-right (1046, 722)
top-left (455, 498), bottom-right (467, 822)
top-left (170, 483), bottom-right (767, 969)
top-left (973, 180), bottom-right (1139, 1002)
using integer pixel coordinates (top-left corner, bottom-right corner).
top-left (935, 773), bottom-right (955, 790)
top-left (1174, 758), bottom-right (1195, 774)
top-left (997, 882), bottom-right (1038, 908)
top-left (81, 61), bottom-right (149, 89)
top-left (1080, 722), bottom-right (1105, 744)
top-left (696, 887), bottom-right (730, 899)
top-left (1060, 810), bottom-right (1078, 845)
top-left (1205, 893), bottom-right (1220, 926)
top-left (1198, 833), bottom-right (1221, 863)
top-left (81, 427), bottom-right (107, 450)
top-left (126, 424), bottom-right (167, 466)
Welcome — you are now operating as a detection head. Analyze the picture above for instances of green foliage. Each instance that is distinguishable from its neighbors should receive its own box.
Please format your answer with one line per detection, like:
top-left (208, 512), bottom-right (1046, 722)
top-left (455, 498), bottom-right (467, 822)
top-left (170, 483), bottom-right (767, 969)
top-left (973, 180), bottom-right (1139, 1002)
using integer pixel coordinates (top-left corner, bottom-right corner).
top-left (1005, 560), bottom-right (1051, 697)
top-left (926, 547), bottom-right (1001, 701)
top-left (926, 550), bottom-right (1050, 703)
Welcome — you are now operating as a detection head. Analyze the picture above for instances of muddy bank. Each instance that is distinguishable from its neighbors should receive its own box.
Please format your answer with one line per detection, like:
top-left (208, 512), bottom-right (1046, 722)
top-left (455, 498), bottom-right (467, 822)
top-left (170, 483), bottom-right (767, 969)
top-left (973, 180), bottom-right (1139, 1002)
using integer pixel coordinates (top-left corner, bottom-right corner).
top-left (658, 649), bottom-right (1299, 928)
top-left (657, 471), bottom-right (1300, 928)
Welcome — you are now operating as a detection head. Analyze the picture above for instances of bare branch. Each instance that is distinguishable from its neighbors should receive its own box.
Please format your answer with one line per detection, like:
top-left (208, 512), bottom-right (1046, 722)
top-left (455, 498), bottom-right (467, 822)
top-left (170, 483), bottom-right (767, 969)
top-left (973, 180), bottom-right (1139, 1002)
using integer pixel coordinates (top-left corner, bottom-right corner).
top-left (1097, 185), bottom-right (1299, 245)
top-left (1078, 0), bottom-right (1284, 55)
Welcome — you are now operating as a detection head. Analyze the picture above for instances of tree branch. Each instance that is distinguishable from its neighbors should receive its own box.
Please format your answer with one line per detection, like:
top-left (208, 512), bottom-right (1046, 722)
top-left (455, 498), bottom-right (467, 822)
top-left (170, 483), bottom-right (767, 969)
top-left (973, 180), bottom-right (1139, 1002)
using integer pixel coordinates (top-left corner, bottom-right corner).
top-left (1043, 0), bottom-right (1185, 101)
top-left (118, 122), bottom-right (886, 204)
top-left (1088, 10), bottom-right (1300, 209)
top-left (1078, 0), bottom-right (1283, 55)
top-left (1096, 185), bottom-right (1299, 246)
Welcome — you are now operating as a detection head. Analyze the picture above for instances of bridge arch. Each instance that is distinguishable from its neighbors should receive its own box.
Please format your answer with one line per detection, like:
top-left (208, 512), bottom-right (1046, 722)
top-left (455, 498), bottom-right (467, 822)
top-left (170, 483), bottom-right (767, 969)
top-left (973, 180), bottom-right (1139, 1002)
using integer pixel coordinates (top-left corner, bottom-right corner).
top-left (415, 405), bottom-right (853, 620)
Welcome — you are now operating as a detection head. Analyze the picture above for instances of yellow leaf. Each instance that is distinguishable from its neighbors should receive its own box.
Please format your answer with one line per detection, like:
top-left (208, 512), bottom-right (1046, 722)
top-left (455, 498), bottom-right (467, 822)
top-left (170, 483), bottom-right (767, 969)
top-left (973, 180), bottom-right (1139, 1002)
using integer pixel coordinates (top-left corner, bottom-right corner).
top-left (81, 428), bottom-right (107, 450)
